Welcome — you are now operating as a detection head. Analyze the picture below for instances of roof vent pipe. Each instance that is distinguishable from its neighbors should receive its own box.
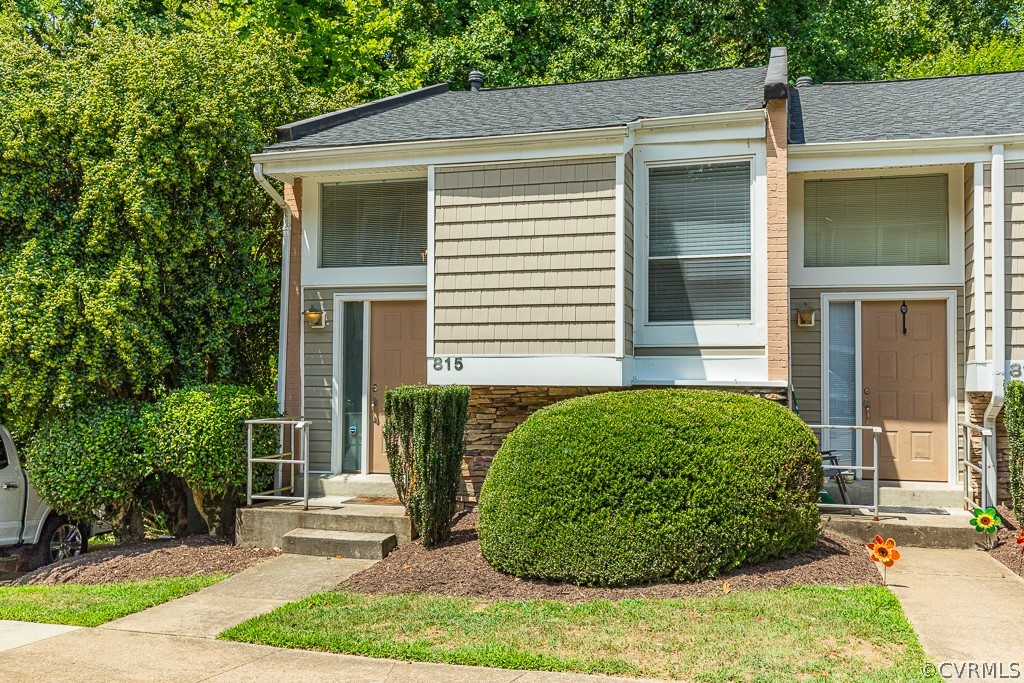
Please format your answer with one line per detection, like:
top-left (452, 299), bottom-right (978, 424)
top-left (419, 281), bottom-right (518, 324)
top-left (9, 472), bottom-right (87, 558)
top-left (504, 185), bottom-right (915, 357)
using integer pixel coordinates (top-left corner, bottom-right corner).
top-left (468, 71), bottom-right (485, 91)
top-left (795, 75), bottom-right (813, 87)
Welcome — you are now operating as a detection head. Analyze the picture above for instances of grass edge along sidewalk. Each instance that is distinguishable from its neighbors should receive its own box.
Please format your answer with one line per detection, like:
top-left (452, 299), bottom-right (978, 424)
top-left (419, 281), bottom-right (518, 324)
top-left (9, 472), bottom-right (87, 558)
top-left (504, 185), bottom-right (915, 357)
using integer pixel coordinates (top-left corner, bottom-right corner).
top-left (0, 574), bottom-right (226, 627)
top-left (221, 586), bottom-right (939, 682)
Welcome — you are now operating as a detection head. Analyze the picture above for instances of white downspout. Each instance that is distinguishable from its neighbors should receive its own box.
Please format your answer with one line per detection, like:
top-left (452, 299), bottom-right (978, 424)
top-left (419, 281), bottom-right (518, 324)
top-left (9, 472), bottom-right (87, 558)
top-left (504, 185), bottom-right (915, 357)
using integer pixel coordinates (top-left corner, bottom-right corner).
top-left (983, 145), bottom-right (1005, 506)
top-left (973, 162), bottom-right (987, 364)
top-left (253, 163), bottom-right (291, 415)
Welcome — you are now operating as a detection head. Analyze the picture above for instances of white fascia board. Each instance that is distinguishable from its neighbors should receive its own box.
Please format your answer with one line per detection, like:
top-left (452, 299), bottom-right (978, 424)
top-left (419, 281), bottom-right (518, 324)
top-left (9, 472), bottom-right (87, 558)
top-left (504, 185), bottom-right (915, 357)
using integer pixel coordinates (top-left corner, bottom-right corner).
top-left (631, 110), bottom-right (765, 145)
top-left (428, 355), bottom-right (631, 387)
top-left (252, 127), bottom-right (628, 176)
top-left (790, 134), bottom-right (1024, 172)
top-left (632, 355), bottom-right (771, 385)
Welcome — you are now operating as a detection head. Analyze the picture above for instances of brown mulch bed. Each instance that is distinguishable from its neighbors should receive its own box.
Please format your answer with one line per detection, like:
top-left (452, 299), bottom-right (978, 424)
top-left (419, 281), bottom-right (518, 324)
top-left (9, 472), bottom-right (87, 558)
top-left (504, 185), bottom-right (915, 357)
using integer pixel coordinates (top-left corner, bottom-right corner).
top-left (341, 512), bottom-right (881, 601)
top-left (13, 536), bottom-right (280, 586)
top-left (987, 504), bottom-right (1024, 576)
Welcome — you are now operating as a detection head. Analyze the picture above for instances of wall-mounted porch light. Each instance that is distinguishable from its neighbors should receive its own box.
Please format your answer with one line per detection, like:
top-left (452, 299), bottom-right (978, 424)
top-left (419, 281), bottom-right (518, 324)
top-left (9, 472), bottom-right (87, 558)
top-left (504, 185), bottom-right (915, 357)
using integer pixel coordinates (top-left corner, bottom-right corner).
top-left (796, 306), bottom-right (816, 328)
top-left (302, 304), bottom-right (327, 329)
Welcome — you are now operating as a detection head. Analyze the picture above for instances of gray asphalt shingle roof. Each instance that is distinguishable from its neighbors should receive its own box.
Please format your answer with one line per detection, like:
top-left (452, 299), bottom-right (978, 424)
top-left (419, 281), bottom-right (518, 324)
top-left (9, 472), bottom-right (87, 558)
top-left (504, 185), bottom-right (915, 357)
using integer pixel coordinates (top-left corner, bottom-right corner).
top-left (789, 70), bottom-right (1024, 144)
top-left (268, 67), bottom-right (768, 150)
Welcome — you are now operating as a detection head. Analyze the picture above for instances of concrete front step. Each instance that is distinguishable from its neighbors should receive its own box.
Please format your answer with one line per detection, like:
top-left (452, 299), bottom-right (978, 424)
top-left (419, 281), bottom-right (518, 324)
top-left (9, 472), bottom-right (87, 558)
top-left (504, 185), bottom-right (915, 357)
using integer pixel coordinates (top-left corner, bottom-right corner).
top-left (825, 507), bottom-right (984, 549)
top-left (304, 473), bottom-right (398, 499)
top-left (236, 500), bottom-right (413, 550)
top-left (824, 481), bottom-right (965, 508)
top-left (282, 529), bottom-right (398, 559)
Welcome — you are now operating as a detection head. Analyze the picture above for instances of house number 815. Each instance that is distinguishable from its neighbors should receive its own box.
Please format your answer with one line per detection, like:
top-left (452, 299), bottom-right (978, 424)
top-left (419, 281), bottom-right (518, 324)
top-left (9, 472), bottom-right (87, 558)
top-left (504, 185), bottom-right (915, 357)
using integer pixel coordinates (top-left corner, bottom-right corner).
top-left (432, 357), bottom-right (464, 371)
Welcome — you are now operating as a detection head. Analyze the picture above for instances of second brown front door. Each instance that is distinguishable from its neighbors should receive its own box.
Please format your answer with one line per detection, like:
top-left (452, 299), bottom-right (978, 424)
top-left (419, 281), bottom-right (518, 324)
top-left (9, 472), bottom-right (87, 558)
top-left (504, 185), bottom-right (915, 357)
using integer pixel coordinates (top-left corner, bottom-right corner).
top-left (860, 299), bottom-right (948, 481)
top-left (367, 300), bottom-right (427, 474)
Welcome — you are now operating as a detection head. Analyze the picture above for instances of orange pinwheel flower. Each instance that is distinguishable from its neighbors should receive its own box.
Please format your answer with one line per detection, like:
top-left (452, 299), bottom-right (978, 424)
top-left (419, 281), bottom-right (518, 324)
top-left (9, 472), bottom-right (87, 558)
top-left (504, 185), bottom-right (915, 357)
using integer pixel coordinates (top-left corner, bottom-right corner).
top-left (866, 535), bottom-right (901, 567)
top-left (1016, 530), bottom-right (1024, 553)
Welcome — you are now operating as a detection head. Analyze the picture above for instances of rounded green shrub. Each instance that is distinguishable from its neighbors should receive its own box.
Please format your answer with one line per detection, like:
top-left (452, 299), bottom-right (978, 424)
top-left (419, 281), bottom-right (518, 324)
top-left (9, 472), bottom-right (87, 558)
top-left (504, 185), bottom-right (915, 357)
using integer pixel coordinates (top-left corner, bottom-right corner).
top-left (478, 389), bottom-right (823, 586)
top-left (142, 384), bottom-right (278, 536)
top-left (25, 401), bottom-right (150, 540)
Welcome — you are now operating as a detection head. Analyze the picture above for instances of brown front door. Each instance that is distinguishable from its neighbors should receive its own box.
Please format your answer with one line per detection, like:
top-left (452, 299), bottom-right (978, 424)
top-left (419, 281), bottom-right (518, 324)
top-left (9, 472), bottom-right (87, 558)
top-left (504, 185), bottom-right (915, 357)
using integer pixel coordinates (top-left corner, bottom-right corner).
top-left (861, 299), bottom-right (948, 481)
top-left (367, 300), bottom-right (427, 474)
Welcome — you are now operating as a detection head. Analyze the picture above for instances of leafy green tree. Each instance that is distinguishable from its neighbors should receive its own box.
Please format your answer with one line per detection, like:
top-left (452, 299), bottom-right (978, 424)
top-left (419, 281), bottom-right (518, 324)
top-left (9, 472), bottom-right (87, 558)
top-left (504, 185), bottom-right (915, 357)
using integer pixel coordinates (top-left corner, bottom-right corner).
top-left (0, 3), bottom-right (315, 436)
top-left (415, 0), bottom-right (1022, 87)
top-left (894, 35), bottom-right (1024, 77)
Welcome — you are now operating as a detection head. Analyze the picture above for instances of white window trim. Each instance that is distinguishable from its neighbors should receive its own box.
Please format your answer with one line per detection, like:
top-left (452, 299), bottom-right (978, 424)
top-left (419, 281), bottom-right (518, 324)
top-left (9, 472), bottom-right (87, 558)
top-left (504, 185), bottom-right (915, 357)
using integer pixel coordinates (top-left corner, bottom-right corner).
top-left (789, 166), bottom-right (965, 288)
top-left (633, 142), bottom-right (768, 348)
top-left (819, 290), bottom-right (959, 486)
top-left (303, 172), bottom-right (430, 288)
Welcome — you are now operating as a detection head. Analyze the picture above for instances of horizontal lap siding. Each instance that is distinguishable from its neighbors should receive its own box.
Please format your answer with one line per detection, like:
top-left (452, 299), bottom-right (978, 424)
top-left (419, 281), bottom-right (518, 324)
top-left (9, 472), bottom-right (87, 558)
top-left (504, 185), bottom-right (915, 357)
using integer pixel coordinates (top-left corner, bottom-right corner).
top-left (303, 288), bottom-right (337, 472)
top-left (434, 158), bottom-right (617, 355)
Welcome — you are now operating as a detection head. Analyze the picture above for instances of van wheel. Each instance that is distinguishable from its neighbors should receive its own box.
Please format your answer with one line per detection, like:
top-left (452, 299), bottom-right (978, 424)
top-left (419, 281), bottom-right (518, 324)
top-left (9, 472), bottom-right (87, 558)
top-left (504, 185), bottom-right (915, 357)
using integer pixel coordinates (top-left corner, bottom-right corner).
top-left (35, 516), bottom-right (88, 567)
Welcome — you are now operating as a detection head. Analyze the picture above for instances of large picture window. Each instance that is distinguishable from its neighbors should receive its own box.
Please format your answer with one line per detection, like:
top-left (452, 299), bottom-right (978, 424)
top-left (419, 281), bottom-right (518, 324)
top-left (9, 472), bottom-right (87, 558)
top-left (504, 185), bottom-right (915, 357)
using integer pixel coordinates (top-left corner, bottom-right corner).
top-left (804, 174), bottom-right (949, 268)
top-left (647, 161), bottom-right (752, 322)
top-left (320, 179), bottom-right (427, 269)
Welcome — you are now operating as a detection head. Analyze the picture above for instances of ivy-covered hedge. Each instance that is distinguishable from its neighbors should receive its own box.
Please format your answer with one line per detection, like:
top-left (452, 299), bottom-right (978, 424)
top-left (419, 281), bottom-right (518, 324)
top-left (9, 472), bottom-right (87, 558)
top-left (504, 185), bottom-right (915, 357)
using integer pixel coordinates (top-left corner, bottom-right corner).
top-left (1004, 381), bottom-right (1024, 515)
top-left (25, 401), bottom-right (150, 542)
top-left (384, 384), bottom-right (471, 547)
top-left (142, 385), bottom-right (279, 537)
top-left (478, 389), bottom-right (823, 586)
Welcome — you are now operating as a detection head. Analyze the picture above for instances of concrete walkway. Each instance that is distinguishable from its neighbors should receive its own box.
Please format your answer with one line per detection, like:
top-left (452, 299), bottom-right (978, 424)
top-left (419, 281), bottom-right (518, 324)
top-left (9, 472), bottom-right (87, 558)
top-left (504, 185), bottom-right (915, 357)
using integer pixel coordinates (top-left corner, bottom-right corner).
top-left (0, 627), bottom-right (656, 682)
top-left (888, 547), bottom-right (1024, 667)
top-left (0, 620), bottom-right (79, 653)
top-left (102, 554), bottom-right (376, 639)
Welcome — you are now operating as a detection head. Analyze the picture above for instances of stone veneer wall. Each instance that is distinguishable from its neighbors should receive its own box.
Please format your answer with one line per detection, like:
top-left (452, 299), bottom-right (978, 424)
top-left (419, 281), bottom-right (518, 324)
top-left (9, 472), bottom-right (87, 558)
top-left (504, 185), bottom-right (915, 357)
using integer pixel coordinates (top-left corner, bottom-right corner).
top-left (458, 385), bottom-right (789, 507)
top-left (966, 392), bottom-right (1011, 502)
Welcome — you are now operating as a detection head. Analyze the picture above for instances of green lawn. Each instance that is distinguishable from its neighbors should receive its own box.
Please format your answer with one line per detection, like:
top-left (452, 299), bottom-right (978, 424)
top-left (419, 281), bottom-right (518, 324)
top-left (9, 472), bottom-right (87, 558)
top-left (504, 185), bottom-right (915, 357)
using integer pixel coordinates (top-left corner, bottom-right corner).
top-left (0, 574), bottom-right (226, 627)
top-left (221, 587), bottom-right (938, 682)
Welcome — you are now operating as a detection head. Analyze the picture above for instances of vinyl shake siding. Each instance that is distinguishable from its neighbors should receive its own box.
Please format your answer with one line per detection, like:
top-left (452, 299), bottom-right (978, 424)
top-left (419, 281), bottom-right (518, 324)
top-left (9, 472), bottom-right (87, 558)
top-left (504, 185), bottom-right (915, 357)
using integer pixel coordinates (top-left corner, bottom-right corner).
top-left (1005, 164), bottom-right (1024, 359)
top-left (433, 157), bottom-right (617, 355)
top-left (965, 162), bottom-right (1024, 363)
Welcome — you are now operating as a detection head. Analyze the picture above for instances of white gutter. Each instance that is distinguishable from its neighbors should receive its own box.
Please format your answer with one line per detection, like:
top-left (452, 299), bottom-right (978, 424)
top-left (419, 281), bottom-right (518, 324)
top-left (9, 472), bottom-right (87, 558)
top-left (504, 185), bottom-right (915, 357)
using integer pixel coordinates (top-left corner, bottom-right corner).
top-left (253, 163), bottom-right (291, 414)
top-left (983, 144), bottom-right (1006, 505)
top-left (251, 109), bottom-right (768, 167)
top-left (790, 132), bottom-right (1024, 158)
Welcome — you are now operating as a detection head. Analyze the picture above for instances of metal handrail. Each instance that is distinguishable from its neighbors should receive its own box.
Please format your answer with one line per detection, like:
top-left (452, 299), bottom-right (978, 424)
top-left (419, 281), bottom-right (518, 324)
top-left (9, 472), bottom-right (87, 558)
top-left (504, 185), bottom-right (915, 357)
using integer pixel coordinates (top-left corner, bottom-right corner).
top-left (958, 421), bottom-right (994, 510)
top-left (808, 424), bottom-right (883, 521)
top-left (246, 418), bottom-right (311, 510)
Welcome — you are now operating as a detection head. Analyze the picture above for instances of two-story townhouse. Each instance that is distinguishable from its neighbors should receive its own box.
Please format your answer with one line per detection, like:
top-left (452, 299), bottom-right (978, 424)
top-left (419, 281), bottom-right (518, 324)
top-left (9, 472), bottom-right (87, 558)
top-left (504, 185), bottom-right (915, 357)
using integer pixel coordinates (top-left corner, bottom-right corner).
top-left (251, 48), bottom-right (1024, 509)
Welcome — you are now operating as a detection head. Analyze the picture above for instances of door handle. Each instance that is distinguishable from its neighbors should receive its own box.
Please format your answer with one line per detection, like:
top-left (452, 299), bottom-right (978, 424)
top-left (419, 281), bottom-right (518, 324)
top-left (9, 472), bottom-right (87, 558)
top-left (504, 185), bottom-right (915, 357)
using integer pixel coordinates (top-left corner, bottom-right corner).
top-left (371, 398), bottom-right (378, 410)
top-left (1, 482), bottom-right (18, 490)
top-left (863, 400), bottom-right (871, 423)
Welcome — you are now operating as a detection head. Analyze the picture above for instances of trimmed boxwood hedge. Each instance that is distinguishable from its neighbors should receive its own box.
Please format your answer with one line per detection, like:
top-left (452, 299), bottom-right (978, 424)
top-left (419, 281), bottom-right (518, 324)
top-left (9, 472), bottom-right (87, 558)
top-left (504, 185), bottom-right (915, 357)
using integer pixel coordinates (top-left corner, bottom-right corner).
top-left (478, 389), bottom-right (823, 586)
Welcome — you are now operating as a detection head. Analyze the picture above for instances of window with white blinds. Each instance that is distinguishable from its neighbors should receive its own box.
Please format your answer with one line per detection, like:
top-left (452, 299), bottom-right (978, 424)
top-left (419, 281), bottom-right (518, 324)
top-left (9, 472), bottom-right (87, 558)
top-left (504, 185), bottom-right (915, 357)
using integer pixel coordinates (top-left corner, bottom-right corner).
top-left (320, 179), bottom-right (427, 268)
top-left (804, 175), bottom-right (949, 268)
top-left (647, 161), bottom-right (752, 322)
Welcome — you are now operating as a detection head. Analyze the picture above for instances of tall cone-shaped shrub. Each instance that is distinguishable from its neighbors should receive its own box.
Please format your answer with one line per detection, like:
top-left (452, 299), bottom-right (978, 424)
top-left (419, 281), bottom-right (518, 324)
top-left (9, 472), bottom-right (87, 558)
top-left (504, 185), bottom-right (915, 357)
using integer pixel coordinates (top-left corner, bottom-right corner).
top-left (384, 385), bottom-right (470, 546)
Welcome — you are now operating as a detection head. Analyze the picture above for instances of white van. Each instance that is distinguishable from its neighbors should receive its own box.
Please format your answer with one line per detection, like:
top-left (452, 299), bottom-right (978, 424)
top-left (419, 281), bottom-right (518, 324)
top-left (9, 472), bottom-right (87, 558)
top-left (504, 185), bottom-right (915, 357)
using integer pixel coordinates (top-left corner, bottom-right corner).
top-left (0, 424), bottom-right (89, 567)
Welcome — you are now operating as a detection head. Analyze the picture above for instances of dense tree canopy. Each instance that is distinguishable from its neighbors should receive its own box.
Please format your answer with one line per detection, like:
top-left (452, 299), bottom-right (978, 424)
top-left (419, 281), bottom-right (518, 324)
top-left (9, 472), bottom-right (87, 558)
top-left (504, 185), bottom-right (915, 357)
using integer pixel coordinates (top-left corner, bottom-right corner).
top-left (1, 0), bottom-right (1021, 437)
top-left (0, 3), bottom-right (320, 435)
